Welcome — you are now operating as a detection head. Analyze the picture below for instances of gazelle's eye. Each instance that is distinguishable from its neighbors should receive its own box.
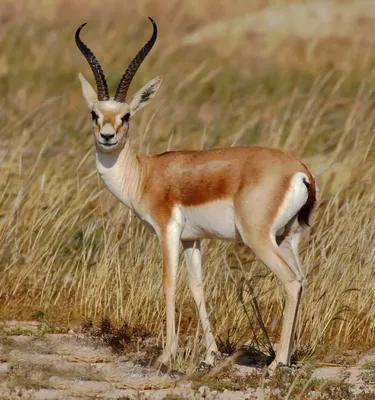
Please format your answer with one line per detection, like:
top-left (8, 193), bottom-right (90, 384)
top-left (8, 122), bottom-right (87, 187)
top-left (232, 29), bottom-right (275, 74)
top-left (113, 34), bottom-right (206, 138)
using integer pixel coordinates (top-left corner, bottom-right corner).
top-left (91, 111), bottom-right (99, 123)
top-left (121, 113), bottom-right (130, 125)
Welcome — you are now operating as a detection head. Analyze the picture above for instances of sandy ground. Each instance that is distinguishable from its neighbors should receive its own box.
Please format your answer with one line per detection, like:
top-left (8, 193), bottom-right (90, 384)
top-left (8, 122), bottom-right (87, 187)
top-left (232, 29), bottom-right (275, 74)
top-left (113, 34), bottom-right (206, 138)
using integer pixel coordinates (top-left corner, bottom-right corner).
top-left (1, 321), bottom-right (374, 400)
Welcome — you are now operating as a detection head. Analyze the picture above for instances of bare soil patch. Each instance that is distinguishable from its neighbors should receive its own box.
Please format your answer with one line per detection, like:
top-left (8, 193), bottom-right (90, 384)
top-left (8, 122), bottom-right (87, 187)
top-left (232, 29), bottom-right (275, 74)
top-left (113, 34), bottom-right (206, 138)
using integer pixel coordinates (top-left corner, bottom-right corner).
top-left (1, 321), bottom-right (374, 399)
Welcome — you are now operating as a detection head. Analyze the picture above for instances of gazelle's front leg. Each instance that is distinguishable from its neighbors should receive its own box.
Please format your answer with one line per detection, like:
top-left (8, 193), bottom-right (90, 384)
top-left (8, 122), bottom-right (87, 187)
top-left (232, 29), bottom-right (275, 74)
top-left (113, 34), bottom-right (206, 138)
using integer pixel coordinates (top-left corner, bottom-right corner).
top-left (158, 211), bottom-right (184, 365)
top-left (182, 240), bottom-right (219, 365)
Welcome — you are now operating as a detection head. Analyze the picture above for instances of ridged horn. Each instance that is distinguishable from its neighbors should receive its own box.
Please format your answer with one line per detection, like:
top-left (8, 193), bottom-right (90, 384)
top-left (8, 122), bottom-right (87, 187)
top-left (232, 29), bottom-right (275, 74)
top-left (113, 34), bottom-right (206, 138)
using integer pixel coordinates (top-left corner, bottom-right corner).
top-left (75, 23), bottom-right (110, 101)
top-left (114, 17), bottom-right (157, 103)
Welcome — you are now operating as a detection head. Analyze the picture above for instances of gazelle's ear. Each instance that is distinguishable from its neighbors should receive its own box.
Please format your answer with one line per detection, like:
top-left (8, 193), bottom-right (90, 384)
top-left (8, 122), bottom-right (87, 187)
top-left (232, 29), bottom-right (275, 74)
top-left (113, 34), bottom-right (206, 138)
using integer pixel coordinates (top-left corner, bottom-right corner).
top-left (78, 73), bottom-right (98, 108)
top-left (128, 76), bottom-right (162, 117)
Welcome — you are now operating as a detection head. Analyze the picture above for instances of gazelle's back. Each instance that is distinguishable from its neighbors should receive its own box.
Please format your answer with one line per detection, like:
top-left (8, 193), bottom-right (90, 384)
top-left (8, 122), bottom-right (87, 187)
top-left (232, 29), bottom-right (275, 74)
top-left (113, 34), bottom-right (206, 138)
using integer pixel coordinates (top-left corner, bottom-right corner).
top-left (141, 146), bottom-right (312, 210)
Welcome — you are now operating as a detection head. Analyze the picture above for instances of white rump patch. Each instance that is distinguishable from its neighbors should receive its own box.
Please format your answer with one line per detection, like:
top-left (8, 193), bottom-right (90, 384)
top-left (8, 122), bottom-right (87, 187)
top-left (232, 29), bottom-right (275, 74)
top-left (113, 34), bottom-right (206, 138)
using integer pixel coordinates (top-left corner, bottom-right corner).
top-left (271, 172), bottom-right (309, 238)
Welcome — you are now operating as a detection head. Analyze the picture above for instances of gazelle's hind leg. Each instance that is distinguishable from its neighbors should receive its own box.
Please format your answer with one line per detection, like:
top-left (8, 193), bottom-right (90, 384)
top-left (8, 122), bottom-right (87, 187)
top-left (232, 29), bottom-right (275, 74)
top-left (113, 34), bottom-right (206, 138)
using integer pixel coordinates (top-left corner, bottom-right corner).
top-left (234, 172), bottom-right (310, 368)
top-left (237, 230), bottom-right (304, 367)
top-left (277, 216), bottom-right (306, 288)
top-left (274, 217), bottom-right (307, 365)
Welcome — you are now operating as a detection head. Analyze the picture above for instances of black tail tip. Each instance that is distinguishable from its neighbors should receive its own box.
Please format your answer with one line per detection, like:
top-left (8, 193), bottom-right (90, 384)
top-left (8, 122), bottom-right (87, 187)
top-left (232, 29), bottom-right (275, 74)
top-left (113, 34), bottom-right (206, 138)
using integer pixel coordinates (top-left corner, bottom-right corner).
top-left (298, 195), bottom-right (316, 227)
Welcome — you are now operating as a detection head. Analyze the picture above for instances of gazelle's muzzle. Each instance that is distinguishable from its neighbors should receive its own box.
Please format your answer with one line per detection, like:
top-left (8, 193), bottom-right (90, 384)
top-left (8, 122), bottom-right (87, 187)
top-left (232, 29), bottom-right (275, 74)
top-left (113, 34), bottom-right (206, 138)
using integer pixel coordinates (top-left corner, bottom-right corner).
top-left (99, 123), bottom-right (117, 147)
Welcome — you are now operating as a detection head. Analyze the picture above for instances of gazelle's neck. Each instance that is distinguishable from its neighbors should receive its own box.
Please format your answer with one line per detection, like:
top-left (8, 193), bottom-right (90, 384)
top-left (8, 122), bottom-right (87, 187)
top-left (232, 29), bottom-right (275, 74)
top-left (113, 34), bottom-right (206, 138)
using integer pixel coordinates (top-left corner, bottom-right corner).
top-left (96, 141), bottom-right (143, 210)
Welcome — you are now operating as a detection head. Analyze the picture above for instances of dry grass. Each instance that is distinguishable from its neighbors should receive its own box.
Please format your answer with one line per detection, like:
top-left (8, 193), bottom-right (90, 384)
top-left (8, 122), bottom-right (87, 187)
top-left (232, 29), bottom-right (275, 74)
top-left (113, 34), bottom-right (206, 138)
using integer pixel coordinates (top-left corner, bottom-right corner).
top-left (0, 0), bottom-right (374, 373)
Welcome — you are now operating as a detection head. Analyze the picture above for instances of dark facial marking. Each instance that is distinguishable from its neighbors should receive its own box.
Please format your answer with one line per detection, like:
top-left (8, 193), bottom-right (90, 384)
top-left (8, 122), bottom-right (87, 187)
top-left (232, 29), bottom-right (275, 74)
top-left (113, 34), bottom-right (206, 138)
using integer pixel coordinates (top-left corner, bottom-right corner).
top-left (91, 110), bottom-right (99, 123)
top-left (140, 84), bottom-right (155, 103)
top-left (121, 113), bottom-right (130, 125)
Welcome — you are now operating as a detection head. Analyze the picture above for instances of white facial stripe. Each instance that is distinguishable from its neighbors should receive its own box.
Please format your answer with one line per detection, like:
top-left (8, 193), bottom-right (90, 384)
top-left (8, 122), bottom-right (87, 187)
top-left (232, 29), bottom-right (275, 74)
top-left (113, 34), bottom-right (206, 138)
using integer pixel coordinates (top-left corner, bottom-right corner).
top-left (91, 108), bottom-right (103, 123)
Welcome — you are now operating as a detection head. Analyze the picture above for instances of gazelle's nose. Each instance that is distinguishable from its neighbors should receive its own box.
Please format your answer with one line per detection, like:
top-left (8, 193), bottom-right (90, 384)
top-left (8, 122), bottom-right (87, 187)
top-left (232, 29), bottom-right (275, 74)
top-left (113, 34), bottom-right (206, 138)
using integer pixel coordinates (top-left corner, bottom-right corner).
top-left (100, 133), bottom-right (115, 141)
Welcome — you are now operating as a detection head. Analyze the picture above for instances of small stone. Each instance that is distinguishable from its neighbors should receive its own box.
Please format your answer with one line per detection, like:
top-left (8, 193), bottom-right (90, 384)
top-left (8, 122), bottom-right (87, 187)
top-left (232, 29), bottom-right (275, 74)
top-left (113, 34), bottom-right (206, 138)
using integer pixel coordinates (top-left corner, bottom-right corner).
top-left (10, 335), bottom-right (34, 344)
top-left (0, 363), bottom-right (10, 374)
top-left (32, 389), bottom-right (66, 399)
top-left (198, 386), bottom-right (210, 398)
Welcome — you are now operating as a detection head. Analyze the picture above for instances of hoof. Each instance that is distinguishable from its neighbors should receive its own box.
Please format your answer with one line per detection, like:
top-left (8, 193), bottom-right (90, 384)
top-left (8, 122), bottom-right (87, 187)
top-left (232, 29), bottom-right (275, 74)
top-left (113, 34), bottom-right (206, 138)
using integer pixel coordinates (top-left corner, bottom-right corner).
top-left (268, 360), bottom-right (301, 374)
top-left (155, 350), bottom-right (174, 371)
top-left (268, 360), bottom-right (279, 374)
top-left (198, 360), bottom-right (214, 372)
top-left (203, 350), bottom-right (221, 367)
top-left (157, 354), bottom-right (170, 365)
top-left (153, 358), bottom-right (170, 374)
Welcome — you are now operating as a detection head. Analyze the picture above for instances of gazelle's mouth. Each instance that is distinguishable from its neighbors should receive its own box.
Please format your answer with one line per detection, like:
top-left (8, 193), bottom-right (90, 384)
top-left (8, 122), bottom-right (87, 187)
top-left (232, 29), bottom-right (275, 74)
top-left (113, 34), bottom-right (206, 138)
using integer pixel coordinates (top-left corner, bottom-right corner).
top-left (99, 141), bottom-right (118, 147)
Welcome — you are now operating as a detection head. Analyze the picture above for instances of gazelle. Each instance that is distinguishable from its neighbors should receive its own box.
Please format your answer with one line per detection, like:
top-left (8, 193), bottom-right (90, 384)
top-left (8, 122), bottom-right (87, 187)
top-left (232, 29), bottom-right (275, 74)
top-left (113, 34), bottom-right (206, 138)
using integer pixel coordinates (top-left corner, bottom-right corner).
top-left (75, 17), bottom-right (317, 369)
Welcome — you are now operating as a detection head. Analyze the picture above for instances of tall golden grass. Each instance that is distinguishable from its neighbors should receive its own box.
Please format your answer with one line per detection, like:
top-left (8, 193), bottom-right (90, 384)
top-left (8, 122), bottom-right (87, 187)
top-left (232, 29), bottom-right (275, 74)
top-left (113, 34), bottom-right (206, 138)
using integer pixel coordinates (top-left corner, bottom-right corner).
top-left (0, 0), bottom-right (374, 370)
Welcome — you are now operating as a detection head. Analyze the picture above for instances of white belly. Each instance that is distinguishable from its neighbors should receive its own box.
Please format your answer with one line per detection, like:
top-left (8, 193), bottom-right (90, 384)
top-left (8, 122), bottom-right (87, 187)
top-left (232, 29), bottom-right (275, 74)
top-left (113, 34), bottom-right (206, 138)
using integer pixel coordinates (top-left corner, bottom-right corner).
top-left (180, 200), bottom-right (240, 240)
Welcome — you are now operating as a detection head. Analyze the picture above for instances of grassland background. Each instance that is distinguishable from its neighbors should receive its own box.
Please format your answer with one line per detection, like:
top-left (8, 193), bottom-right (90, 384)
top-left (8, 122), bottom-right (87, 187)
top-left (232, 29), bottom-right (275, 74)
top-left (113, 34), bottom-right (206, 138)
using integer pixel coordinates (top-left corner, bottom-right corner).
top-left (0, 0), bottom-right (374, 370)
